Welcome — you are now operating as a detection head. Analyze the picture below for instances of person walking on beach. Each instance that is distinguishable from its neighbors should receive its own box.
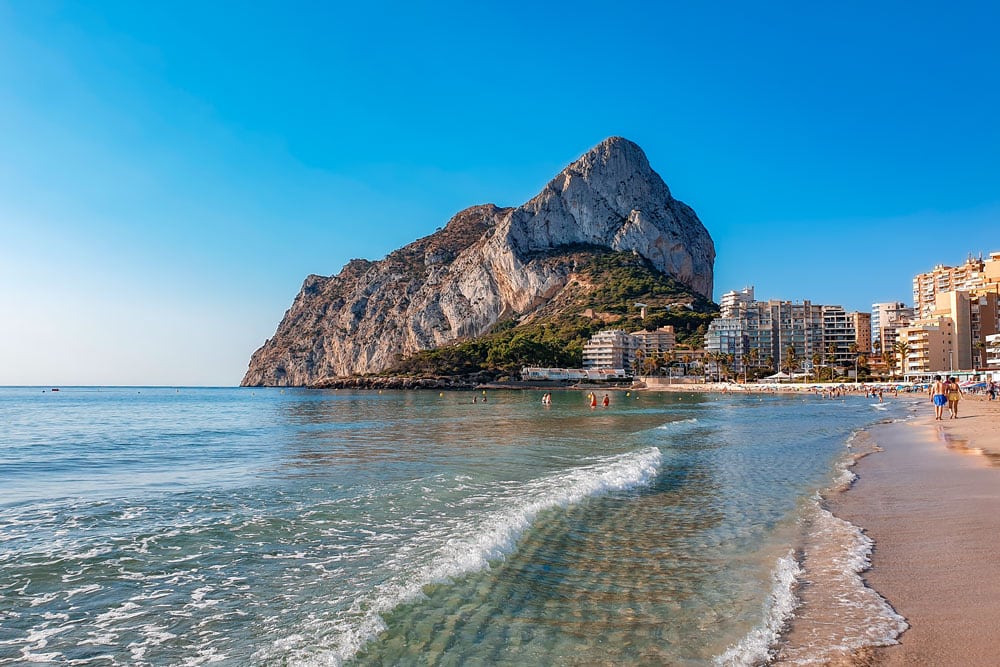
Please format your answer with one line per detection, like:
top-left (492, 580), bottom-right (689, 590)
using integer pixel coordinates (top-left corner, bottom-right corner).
top-left (946, 376), bottom-right (963, 418)
top-left (930, 375), bottom-right (947, 421)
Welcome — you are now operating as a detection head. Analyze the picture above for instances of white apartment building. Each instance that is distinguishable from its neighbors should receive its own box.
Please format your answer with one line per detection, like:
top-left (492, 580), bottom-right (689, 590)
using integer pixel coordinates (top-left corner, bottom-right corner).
top-left (720, 286), bottom-right (755, 318)
top-left (871, 302), bottom-right (914, 352)
top-left (582, 330), bottom-right (641, 371)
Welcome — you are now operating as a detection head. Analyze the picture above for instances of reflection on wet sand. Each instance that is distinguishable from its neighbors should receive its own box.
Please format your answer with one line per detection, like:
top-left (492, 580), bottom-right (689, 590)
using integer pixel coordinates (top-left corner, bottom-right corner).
top-left (938, 422), bottom-right (1000, 466)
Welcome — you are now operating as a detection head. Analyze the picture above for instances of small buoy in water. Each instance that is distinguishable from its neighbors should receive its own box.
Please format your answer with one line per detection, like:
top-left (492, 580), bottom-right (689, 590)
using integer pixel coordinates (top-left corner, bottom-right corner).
top-left (482, 390), bottom-right (486, 395)
top-left (626, 392), bottom-right (630, 397)
top-left (439, 392), bottom-right (444, 397)
top-left (378, 390), bottom-right (382, 394)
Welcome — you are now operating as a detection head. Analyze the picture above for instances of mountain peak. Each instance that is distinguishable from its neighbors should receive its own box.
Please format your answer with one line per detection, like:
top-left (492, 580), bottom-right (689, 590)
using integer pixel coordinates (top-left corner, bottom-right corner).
top-left (504, 137), bottom-right (709, 295)
top-left (242, 138), bottom-right (715, 385)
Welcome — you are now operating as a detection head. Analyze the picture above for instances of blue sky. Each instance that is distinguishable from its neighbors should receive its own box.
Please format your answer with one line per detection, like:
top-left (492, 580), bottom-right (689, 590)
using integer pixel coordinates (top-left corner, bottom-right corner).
top-left (2, 1), bottom-right (998, 385)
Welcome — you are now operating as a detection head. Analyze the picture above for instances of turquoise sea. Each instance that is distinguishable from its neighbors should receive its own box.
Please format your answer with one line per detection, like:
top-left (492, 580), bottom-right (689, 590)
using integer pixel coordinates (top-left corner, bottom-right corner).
top-left (0, 387), bottom-right (912, 665)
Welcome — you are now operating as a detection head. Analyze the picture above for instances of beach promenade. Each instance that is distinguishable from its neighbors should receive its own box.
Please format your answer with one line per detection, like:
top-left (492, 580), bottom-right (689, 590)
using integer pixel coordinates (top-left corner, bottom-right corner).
top-left (833, 395), bottom-right (1000, 665)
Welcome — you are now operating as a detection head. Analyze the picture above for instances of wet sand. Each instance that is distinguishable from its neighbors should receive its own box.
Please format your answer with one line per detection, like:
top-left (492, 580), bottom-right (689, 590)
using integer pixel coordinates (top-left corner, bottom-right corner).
top-left (831, 395), bottom-right (1000, 665)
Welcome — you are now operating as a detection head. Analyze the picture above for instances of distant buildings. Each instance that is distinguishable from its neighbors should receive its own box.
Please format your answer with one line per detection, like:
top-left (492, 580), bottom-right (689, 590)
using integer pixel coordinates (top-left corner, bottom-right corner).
top-left (631, 326), bottom-right (677, 357)
top-left (705, 287), bottom-right (869, 376)
top-left (889, 253), bottom-right (1000, 375)
top-left (581, 326), bottom-right (678, 371)
top-left (582, 330), bottom-right (641, 371)
top-left (912, 252), bottom-right (1000, 319)
top-left (871, 302), bottom-right (914, 353)
top-left (522, 326), bottom-right (677, 381)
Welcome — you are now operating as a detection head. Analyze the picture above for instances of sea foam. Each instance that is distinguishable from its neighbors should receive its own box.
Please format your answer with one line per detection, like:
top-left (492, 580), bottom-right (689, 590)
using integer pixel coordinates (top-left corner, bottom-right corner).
top-left (714, 551), bottom-right (802, 667)
top-left (282, 446), bottom-right (663, 666)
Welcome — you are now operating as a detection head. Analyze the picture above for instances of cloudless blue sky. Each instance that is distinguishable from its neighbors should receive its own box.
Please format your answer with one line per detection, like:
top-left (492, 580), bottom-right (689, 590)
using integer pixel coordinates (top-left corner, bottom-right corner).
top-left (2, 0), bottom-right (998, 385)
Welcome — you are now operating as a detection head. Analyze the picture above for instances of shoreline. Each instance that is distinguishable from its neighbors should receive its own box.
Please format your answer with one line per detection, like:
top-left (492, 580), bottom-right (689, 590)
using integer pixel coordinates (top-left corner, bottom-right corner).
top-left (829, 394), bottom-right (1000, 665)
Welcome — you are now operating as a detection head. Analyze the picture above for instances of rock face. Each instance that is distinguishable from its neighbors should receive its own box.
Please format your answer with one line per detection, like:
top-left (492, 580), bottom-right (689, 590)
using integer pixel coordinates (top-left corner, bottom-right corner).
top-left (242, 137), bottom-right (715, 386)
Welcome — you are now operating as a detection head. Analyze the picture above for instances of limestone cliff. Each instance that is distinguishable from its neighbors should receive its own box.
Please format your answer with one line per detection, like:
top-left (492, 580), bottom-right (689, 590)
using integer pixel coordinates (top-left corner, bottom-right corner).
top-left (242, 137), bottom-right (715, 386)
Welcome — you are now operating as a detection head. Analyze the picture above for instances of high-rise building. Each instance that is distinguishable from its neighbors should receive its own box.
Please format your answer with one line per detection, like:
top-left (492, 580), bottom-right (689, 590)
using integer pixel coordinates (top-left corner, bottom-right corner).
top-left (871, 302), bottom-right (914, 352)
top-left (706, 294), bottom-right (869, 374)
top-left (892, 256), bottom-right (1000, 374)
top-left (897, 318), bottom-right (955, 375)
top-left (851, 312), bottom-right (872, 355)
top-left (912, 252), bottom-right (1000, 319)
top-left (720, 286), bottom-right (755, 318)
top-left (927, 290), bottom-right (1000, 370)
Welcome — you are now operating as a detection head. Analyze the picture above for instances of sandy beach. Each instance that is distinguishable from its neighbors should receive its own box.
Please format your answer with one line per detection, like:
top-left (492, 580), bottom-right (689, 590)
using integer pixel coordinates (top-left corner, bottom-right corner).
top-left (832, 394), bottom-right (1000, 665)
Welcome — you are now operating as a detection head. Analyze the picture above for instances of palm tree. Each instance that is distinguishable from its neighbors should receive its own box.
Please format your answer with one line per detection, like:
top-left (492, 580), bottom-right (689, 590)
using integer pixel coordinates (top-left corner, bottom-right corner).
top-left (783, 345), bottom-right (798, 379)
top-left (702, 352), bottom-right (714, 382)
top-left (745, 347), bottom-right (759, 383)
top-left (893, 340), bottom-right (911, 379)
top-left (974, 341), bottom-right (986, 370)
top-left (632, 348), bottom-right (646, 378)
top-left (881, 350), bottom-right (894, 380)
top-left (661, 349), bottom-right (676, 382)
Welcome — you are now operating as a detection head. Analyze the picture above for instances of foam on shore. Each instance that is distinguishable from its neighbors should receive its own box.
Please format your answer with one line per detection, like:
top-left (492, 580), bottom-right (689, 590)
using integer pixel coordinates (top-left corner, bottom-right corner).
top-left (772, 427), bottom-right (909, 664)
top-left (714, 551), bottom-right (802, 666)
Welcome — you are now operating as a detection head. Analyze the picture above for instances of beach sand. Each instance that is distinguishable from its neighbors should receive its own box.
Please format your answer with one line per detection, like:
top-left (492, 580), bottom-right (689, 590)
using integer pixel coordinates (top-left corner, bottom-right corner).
top-left (832, 394), bottom-right (1000, 665)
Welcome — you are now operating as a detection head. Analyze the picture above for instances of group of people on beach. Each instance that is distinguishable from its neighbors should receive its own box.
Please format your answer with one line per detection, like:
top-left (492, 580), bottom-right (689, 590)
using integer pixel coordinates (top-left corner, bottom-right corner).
top-left (929, 375), bottom-right (963, 420)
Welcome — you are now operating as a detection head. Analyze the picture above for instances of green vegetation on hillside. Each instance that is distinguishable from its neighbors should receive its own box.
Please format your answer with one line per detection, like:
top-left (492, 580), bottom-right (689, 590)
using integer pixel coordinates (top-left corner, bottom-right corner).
top-left (386, 248), bottom-right (719, 378)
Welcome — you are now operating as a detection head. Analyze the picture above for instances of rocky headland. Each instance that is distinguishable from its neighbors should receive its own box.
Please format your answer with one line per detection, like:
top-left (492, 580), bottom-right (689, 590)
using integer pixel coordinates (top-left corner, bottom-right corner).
top-left (242, 137), bottom-right (716, 387)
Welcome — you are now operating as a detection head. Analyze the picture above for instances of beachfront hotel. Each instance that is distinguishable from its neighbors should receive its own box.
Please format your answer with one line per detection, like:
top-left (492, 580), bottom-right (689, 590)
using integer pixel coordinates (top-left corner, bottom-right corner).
top-left (706, 287), bottom-right (870, 376)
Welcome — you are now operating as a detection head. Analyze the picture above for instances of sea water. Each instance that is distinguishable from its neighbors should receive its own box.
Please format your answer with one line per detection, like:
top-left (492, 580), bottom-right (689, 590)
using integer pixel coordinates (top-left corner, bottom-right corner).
top-left (0, 387), bottom-right (911, 665)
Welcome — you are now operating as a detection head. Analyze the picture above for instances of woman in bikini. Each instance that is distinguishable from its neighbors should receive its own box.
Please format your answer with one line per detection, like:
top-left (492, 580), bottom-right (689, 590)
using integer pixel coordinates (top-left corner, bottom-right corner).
top-left (946, 376), bottom-right (963, 419)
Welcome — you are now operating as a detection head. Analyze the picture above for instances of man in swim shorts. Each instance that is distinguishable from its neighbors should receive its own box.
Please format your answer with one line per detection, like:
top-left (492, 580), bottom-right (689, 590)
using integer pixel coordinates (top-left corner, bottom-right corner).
top-left (930, 374), bottom-right (947, 421)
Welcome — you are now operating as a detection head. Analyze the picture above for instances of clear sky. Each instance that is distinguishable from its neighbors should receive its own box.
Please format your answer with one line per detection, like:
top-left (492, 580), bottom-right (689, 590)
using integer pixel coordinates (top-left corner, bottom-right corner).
top-left (2, 1), bottom-right (998, 386)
